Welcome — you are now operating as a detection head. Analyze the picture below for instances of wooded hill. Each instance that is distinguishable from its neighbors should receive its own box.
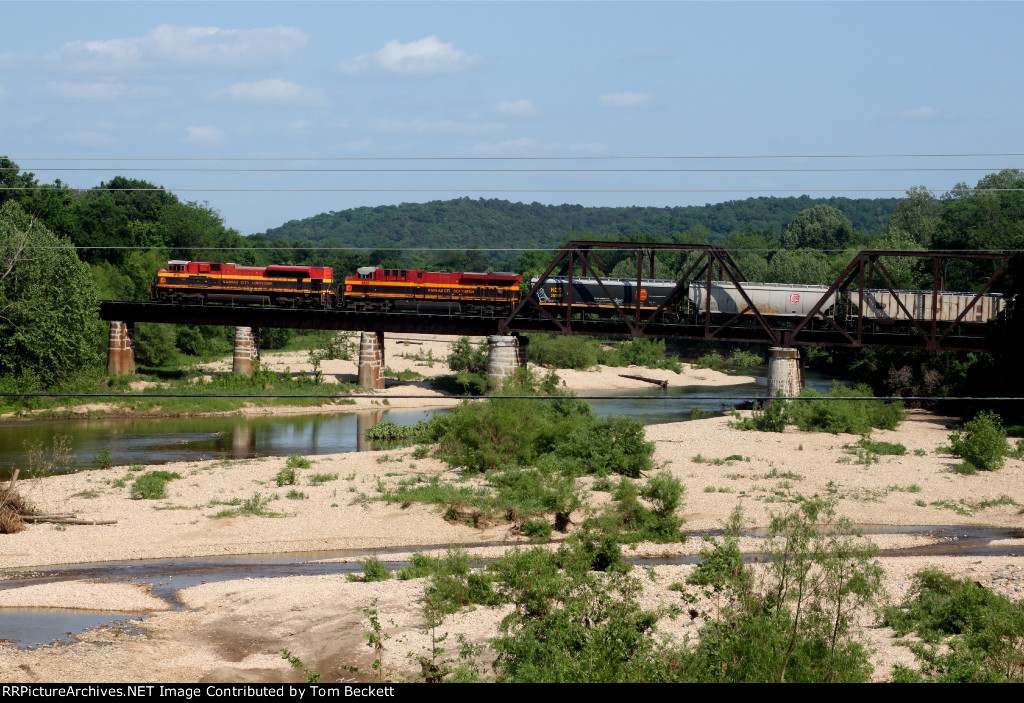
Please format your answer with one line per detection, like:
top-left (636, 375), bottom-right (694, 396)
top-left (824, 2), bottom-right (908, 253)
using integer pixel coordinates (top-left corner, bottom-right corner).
top-left (257, 196), bottom-right (899, 268)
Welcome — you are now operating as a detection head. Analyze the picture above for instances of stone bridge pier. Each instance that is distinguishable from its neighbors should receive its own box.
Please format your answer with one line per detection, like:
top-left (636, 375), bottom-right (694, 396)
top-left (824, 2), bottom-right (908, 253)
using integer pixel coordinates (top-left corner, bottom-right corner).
top-left (766, 347), bottom-right (802, 398)
top-left (107, 321), bottom-right (136, 375)
top-left (486, 334), bottom-right (528, 390)
top-left (357, 331), bottom-right (386, 390)
top-left (232, 326), bottom-right (260, 375)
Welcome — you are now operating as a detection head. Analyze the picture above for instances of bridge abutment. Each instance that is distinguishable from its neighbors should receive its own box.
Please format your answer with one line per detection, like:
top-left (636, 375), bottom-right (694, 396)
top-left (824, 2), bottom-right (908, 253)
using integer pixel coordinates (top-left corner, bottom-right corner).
top-left (766, 346), bottom-right (802, 398)
top-left (232, 326), bottom-right (260, 375)
top-left (107, 321), bottom-right (136, 375)
top-left (357, 331), bottom-right (386, 389)
top-left (487, 335), bottom-right (527, 390)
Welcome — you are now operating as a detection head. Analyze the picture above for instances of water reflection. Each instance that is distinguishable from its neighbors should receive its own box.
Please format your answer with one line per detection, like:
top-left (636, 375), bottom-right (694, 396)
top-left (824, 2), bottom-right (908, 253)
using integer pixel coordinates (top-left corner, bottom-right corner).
top-left (0, 370), bottom-right (844, 479)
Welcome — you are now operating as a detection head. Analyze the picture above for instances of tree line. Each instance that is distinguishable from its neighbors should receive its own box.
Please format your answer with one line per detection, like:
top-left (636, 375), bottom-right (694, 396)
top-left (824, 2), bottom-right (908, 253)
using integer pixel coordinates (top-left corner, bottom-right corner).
top-left (1, 153), bottom-right (1023, 407)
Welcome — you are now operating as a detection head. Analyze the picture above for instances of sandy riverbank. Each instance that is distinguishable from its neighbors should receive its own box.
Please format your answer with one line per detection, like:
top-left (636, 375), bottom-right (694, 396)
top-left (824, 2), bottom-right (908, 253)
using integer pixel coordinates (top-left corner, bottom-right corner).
top-left (1, 353), bottom-right (1022, 682)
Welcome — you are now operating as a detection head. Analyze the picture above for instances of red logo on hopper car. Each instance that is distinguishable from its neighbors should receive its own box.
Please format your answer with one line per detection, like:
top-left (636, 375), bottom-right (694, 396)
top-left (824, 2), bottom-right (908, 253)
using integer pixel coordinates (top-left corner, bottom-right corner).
top-left (790, 293), bottom-right (800, 304)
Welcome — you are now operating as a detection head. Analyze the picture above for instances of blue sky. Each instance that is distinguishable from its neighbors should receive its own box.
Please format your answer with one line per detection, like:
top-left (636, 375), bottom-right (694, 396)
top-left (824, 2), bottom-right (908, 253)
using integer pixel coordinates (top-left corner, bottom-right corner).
top-left (2, 1), bottom-right (1022, 235)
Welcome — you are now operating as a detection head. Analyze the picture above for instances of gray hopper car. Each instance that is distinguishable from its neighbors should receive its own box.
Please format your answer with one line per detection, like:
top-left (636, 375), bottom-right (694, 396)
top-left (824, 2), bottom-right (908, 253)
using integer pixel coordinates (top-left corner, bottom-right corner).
top-left (847, 290), bottom-right (1006, 323)
top-left (531, 276), bottom-right (681, 310)
top-left (688, 281), bottom-right (840, 317)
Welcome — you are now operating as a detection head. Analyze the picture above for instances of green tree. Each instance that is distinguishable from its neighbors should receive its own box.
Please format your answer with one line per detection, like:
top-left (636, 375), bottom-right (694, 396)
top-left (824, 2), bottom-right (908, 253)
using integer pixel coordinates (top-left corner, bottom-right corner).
top-left (781, 205), bottom-right (855, 250)
top-left (0, 201), bottom-right (102, 384)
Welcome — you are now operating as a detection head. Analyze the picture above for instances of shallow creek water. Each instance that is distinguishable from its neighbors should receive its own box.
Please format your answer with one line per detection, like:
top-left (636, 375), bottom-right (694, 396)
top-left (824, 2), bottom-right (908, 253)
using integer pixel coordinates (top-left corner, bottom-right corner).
top-left (2, 525), bottom-right (1021, 650)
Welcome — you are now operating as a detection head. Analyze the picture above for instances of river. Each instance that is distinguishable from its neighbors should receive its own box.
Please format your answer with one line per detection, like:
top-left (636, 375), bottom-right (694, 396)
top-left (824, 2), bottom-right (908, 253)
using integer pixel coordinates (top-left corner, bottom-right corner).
top-left (0, 370), bottom-right (843, 480)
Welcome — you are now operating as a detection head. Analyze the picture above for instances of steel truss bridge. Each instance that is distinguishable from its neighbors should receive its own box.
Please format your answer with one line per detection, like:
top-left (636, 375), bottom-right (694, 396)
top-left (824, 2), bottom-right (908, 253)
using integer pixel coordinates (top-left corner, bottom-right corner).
top-left (100, 241), bottom-right (1012, 353)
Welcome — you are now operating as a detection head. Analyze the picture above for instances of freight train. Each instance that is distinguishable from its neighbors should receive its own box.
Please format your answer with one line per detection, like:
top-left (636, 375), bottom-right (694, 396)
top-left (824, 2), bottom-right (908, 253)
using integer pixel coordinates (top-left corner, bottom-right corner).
top-left (152, 261), bottom-right (1007, 325)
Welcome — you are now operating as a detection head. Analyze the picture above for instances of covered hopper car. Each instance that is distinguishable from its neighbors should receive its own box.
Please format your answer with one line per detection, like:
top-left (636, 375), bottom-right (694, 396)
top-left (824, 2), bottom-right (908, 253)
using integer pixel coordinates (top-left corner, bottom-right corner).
top-left (847, 289), bottom-right (1006, 324)
top-left (687, 281), bottom-right (840, 318)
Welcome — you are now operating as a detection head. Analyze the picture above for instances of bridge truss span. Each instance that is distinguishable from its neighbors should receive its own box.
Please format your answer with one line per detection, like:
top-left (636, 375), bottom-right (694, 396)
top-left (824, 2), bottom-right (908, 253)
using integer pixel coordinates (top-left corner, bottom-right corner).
top-left (99, 242), bottom-right (1011, 353)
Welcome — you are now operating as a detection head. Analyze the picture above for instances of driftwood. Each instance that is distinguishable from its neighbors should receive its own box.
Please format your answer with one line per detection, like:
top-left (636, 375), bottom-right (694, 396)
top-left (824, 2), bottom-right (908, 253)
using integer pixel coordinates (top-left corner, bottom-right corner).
top-left (618, 374), bottom-right (668, 389)
top-left (20, 514), bottom-right (118, 526)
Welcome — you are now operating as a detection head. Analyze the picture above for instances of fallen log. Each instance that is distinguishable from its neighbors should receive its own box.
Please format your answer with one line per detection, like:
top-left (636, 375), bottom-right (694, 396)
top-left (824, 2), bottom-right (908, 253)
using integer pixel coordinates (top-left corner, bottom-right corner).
top-left (21, 514), bottom-right (118, 525)
top-left (618, 374), bottom-right (668, 389)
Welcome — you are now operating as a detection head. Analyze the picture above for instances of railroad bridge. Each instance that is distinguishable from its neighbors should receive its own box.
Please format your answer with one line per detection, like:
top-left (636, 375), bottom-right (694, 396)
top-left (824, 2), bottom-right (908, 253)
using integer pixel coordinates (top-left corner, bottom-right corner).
top-left (100, 242), bottom-right (1012, 397)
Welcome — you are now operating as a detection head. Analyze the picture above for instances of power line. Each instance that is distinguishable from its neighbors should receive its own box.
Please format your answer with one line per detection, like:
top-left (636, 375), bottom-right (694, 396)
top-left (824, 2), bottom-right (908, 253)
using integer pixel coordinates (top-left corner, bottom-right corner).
top-left (4, 187), bottom-right (1023, 194)
top-left (4, 167), bottom-right (1021, 173)
top-left (18, 246), bottom-right (1024, 254)
top-left (0, 393), bottom-right (1017, 401)
top-left (10, 153), bottom-right (1024, 161)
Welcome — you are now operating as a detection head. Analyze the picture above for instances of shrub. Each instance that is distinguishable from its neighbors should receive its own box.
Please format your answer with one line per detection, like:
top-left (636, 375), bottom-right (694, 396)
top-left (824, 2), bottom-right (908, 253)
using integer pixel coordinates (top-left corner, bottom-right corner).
top-left (948, 410), bottom-right (1010, 472)
top-left (598, 338), bottom-right (683, 372)
top-left (525, 334), bottom-right (601, 370)
top-left (130, 471), bottom-right (181, 500)
top-left (276, 466), bottom-right (297, 487)
top-left (0, 484), bottom-right (35, 534)
top-left (881, 568), bottom-right (1024, 682)
top-left (584, 473), bottom-right (686, 544)
top-left (286, 454), bottom-right (312, 470)
top-left (786, 384), bottom-right (905, 435)
top-left (447, 337), bottom-right (488, 374)
top-left (348, 555), bottom-right (392, 582)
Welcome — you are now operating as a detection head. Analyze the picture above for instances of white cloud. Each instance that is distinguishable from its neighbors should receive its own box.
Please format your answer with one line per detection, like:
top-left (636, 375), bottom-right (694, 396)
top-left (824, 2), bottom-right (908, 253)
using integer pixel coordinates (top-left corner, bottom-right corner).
top-left (369, 117), bottom-right (505, 136)
top-left (893, 105), bottom-right (940, 121)
top-left (338, 36), bottom-right (479, 76)
top-left (185, 125), bottom-right (224, 143)
top-left (225, 79), bottom-right (321, 104)
top-left (497, 99), bottom-right (539, 117)
top-left (47, 81), bottom-right (125, 100)
top-left (31, 24), bottom-right (307, 75)
top-left (599, 92), bottom-right (653, 108)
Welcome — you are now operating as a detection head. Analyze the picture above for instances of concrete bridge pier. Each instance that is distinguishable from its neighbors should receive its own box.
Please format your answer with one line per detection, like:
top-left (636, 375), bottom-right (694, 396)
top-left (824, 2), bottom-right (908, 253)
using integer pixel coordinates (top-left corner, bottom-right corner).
top-left (487, 335), bottom-right (527, 390)
top-left (357, 331), bottom-right (386, 390)
top-left (766, 347), bottom-right (802, 399)
top-left (232, 326), bottom-right (260, 375)
top-left (107, 320), bottom-right (136, 375)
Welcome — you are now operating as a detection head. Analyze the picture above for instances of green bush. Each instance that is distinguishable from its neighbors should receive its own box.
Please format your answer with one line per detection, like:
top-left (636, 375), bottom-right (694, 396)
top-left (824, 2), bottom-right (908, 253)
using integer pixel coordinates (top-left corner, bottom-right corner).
top-left (130, 471), bottom-right (181, 500)
top-left (881, 568), bottom-right (1024, 682)
top-left (597, 338), bottom-right (682, 372)
top-left (286, 454), bottom-right (312, 470)
top-left (525, 334), bottom-right (601, 370)
top-left (786, 384), bottom-right (905, 435)
top-left (584, 473), bottom-right (686, 544)
top-left (348, 555), bottom-right (392, 582)
top-left (276, 466), bottom-right (297, 487)
top-left (447, 337), bottom-right (488, 374)
top-left (949, 410), bottom-right (1010, 472)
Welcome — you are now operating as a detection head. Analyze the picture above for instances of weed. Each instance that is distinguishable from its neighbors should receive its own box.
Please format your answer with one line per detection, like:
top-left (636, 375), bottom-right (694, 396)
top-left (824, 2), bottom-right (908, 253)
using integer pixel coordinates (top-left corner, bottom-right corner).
top-left (286, 489), bottom-right (307, 500)
top-left (281, 649), bottom-right (321, 683)
top-left (276, 466), bottom-right (297, 487)
top-left (309, 473), bottom-right (339, 486)
top-left (363, 599), bottom-right (391, 682)
top-left (286, 454), bottom-right (312, 470)
top-left (93, 447), bottom-right (113, 469)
